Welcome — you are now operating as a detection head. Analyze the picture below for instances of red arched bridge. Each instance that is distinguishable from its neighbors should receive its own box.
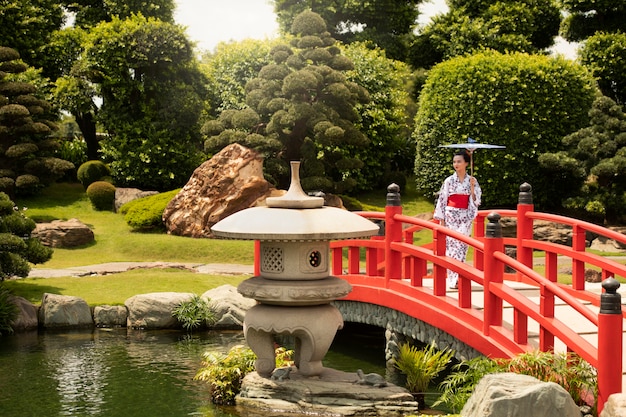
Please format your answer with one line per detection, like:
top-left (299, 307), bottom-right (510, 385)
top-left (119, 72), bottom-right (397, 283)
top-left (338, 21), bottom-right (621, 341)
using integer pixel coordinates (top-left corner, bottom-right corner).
top-left (327, 183), bottom-right (624, 413)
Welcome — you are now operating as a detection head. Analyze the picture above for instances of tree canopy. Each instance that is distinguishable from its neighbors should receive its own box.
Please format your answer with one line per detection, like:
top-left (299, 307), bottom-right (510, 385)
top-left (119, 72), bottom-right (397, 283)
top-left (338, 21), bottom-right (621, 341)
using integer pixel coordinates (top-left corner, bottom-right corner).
top-left (579, 32), bottom-right (626, 106)
top-left (413, 51), bottom-right (596, 209)
top-left (272, 0), bottom-right (422, 61)
top-left (410, 0), bottom-right (560, 69)
top-left (204, 10), bottom-right (371, 192)
top-left (539, 96), bottom-right (626, 224)
top-left (80, 14), bottom-right (207, 190)
top-left (560, 0), bottom-right (626, 42)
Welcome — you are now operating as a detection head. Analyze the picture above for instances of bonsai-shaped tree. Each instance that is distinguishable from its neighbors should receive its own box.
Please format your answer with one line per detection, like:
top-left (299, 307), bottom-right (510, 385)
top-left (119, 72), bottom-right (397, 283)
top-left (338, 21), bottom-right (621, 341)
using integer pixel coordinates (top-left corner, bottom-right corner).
top-left (0, 46), bottom-right (74, 196)
top-left (539, 96), bottom-right (626, 224)
top-left (204, 10), bottom-right (370, 193)
top-left (0, 192), bottom-right (52, 280)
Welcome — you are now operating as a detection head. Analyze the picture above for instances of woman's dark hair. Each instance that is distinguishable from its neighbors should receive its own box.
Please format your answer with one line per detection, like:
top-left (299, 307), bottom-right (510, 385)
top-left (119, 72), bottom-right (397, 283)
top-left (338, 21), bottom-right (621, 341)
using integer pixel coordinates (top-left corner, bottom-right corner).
top-left (454, 149), bottom-right (471, 163)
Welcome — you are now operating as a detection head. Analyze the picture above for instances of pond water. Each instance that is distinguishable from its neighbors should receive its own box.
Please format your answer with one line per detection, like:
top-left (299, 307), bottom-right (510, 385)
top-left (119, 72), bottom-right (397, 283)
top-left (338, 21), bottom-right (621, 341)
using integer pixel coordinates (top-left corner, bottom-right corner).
top-left (0, 324), bottom-right (387, 417)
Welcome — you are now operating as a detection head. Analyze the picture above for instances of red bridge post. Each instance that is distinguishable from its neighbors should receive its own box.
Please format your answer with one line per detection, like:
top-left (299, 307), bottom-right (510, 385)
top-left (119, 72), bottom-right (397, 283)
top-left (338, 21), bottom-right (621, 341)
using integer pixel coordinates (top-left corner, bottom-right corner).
top-left (385, 184), bottom-right (402, 283)
top-left (483, 212), bottom-right (504, 334)
top-left (597, 277), bottom-right (623, 414)
top-left (516, 183), bottom-right (534, 281)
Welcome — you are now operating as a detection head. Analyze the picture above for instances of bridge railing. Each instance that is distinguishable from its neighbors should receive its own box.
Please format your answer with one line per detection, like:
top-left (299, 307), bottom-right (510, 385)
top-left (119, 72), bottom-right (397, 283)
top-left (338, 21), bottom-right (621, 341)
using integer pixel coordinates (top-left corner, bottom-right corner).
top-left (329, 182), bottom-right (623, 413)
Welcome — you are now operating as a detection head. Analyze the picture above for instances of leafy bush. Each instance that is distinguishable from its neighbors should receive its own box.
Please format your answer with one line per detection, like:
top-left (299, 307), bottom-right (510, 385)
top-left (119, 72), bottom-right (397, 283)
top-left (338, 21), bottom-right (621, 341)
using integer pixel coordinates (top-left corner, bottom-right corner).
top-left (413, 50), bottom-right (596, 209)
top-left (172, 294), bottom-right (216, 332)
top-left (434, 356), bottom-right (504, 413)
top-left (435, 351), bottom-right (597, 413)
top-left (0, 283), bottom-right (18, 335)
top-left (394, 341), bottom-right (454, 408)
top-left (195, 345), bottom-right (294, 405)
top-left (0, 192), bottom-right (52, 280)
top-left (86, 181), bottom-right (116, 211)
top-left (77, 160), bottom-right (111, 189)
top-left (540, 96), bottom-right (626, 224)
top-left (119, 189), bottom-right (179, 230)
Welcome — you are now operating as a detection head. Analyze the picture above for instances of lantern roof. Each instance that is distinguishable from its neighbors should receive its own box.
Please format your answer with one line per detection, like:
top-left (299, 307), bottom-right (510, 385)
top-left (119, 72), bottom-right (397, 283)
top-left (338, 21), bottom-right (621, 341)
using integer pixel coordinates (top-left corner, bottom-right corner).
top-left (211, 161), bottom-right (380, 241)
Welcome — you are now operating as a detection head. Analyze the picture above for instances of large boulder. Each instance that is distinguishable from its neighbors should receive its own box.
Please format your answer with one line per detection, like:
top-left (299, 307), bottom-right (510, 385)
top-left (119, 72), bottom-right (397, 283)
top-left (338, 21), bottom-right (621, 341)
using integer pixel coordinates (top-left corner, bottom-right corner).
top-left (125, 292), bottom-right (194, 329)
top-left (32, 218), bottom-right (95, 248)
top-left (163, 143), bottom-right (275, 238)
top-left (38, 293), bottom-right (93, 329)
top-left (94, 305), bottom-right (128, 327)
top-left (600, 393), bottom-right (626, 417)
top-left (202, 284), bottom-right (256, 329)
top-left (10, 295), bottom-right (38, 331)
top-left (461, 373), bottom-right (580, 417)
top-left (237, 368), bottom-right (419, 417)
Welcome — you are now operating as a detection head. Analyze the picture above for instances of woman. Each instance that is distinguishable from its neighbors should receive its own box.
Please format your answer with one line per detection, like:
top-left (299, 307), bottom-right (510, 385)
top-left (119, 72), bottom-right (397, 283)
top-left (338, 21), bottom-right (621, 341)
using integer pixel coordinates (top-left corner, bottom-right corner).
top-left (433, 150), bottom-right (482, 289)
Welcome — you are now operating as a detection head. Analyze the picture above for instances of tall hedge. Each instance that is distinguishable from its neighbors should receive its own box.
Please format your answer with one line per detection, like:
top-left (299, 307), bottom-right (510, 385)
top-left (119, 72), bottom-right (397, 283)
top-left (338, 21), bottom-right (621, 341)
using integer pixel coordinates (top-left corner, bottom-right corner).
top-left (413, 51), bottom-right (597, 209)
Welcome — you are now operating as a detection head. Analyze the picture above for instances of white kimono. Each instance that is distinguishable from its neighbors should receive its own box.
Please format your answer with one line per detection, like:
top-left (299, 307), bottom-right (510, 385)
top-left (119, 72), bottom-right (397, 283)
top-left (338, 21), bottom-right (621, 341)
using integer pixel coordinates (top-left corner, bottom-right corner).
top-left (433, 173), bottom-right (482, 288)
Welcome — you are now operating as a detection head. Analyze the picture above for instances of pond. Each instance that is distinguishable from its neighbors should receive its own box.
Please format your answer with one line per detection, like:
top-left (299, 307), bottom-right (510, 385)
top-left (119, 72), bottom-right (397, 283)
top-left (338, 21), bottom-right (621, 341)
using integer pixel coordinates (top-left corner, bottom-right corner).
top-left (0, 324), bottom-right (387, 417)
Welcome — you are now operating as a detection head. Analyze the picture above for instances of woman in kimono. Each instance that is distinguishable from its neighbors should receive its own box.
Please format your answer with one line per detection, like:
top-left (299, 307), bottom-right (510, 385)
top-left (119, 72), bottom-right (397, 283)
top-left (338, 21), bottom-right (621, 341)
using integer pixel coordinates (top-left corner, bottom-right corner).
top-left (433, 150), bottom-right (482, 289)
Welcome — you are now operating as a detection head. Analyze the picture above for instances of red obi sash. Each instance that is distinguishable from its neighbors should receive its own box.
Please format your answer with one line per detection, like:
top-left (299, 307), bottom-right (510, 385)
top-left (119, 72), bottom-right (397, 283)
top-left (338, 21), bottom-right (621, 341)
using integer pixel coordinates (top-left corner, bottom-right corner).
top-left (447, 194), bottom-right (469, 209)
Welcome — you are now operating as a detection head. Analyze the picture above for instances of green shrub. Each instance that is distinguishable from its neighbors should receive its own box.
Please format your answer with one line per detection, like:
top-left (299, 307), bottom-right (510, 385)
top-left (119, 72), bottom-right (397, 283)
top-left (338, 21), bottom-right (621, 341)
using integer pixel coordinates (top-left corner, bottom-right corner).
top-left (0, 282), bottom-right (18, 335)
top-left (0, 192), bottom-right (52, 280)
top-left (435, 356), bottom-right (503, 413)
top-left (413, 50), bottom-right (596, 209)
top-left (119, 189), bottom-right (179, 230)
top-left (86, 181), bottom-right (116, 211)
top-left (195, 345), bottom-right (294, 405)
top-left (435, 350), bottom-right (597, 413)
top-left (77, 160), bottom-right (111, 189)
top-left (172, 294), bottom-right (216, 332)
top-left (394, 341), bottom-right (454, 408)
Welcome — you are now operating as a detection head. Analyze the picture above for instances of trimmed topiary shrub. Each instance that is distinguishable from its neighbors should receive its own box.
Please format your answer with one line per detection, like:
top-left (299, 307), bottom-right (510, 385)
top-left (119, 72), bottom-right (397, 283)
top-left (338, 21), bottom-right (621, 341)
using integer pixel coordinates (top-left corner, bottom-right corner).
top-left (77, 160), bottom-right (111, 189)
top-left (119, 189), bottom-right (180, 230)
top-left (86, 181), bottom-right (116, 211)
top-left (413, 50), bottom-right (596, 209)
top-left (0, 192), bottom-right (52, 280)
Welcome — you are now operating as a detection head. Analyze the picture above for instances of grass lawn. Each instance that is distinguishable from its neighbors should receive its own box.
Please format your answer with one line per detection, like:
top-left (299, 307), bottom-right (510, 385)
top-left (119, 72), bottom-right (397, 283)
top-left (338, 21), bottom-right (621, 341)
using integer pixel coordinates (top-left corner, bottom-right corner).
top-left (7, 181), bottom-right (433, 305)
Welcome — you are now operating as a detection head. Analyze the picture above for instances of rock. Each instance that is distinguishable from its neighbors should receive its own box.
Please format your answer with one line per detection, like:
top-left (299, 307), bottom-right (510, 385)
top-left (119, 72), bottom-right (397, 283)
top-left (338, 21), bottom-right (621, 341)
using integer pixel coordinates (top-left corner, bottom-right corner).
top-left (585, 268), bottom-right (603, 283)
top-left (202, 284), bottom-right (256, 329)
top-left (32, 218), bottom-right (94, 248)
top-left (38, 293), bottom-right (93, 329)
top-left (461, 373), bottom-right (580, 417)
top-left (10, 295), bottom-right (38, 331)
top-left (237, 368), bottom-right (419, 417)
top-left (163, 143), bottom-right (275, 238)
top-left (589, 228), bottom-right (626, 253)
top-left (114, 187), bottom-right (159, 212)
top-left (94, 305), bottom-right (128, 327)
top-left (125, 292), bottom-right (194, 329)
top-left (600, 393), bottom-right (626, 417)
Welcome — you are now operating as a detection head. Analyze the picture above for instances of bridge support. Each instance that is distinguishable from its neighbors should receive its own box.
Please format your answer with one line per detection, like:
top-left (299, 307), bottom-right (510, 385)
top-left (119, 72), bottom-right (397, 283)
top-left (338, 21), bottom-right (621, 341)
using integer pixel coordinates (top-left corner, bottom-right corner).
top-left (598, 277), bottom-right (622, 415)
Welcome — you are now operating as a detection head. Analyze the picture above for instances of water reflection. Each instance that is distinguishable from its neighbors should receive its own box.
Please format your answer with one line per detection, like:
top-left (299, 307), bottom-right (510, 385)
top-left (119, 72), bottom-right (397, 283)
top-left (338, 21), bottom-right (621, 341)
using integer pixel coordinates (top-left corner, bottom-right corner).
top-left (0, 326), bottom-right (386, 417)
top-left (0, 328), bottom-right (245, 417)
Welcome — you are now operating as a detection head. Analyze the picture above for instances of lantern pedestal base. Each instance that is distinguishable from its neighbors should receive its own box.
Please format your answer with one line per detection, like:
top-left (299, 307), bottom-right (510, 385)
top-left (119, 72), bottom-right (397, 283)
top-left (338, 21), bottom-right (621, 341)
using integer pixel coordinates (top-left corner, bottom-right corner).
top-left (244, 303), bottom-right (344, 377)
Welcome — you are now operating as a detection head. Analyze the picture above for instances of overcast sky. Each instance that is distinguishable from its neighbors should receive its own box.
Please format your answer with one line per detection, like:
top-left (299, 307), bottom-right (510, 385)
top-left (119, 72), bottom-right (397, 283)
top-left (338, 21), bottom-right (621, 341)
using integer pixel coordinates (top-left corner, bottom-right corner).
top-left (173, 0), bottom-right (449, 53)
top-left (173, 0), bottom-right (576, 58)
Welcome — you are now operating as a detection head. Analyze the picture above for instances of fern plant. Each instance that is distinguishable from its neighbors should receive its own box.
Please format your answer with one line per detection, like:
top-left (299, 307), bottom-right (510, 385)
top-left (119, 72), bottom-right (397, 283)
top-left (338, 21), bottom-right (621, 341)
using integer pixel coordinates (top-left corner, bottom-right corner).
top-left (172, 295), bottom-right (216, 332)
top-left (394, 341), bottom-right (454, 408)
top-left (195, 345), bottom-right (294, 405)
top-left (434, 356), bottom-right (504, 413)
top-left (435, 350), bottom-right (597, 414)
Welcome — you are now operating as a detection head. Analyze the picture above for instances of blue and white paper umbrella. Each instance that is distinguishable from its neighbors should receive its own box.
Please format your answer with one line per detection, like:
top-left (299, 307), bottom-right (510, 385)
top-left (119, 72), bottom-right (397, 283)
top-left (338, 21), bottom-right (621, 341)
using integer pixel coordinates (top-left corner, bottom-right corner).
top-left (439, 137), bottom-right (505, 176)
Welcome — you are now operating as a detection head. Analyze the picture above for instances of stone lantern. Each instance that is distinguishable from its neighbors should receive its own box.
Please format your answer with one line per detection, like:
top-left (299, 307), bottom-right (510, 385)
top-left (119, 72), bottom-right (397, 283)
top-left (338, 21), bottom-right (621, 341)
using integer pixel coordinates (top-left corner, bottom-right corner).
top-left (211, 161), bottom-right (379, 377)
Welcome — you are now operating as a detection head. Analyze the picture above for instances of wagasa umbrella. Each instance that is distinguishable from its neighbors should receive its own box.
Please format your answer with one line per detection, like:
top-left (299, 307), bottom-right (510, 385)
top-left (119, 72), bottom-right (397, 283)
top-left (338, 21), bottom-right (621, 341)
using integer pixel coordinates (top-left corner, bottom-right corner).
top-left (439, 137), bottom-right (505, 177)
